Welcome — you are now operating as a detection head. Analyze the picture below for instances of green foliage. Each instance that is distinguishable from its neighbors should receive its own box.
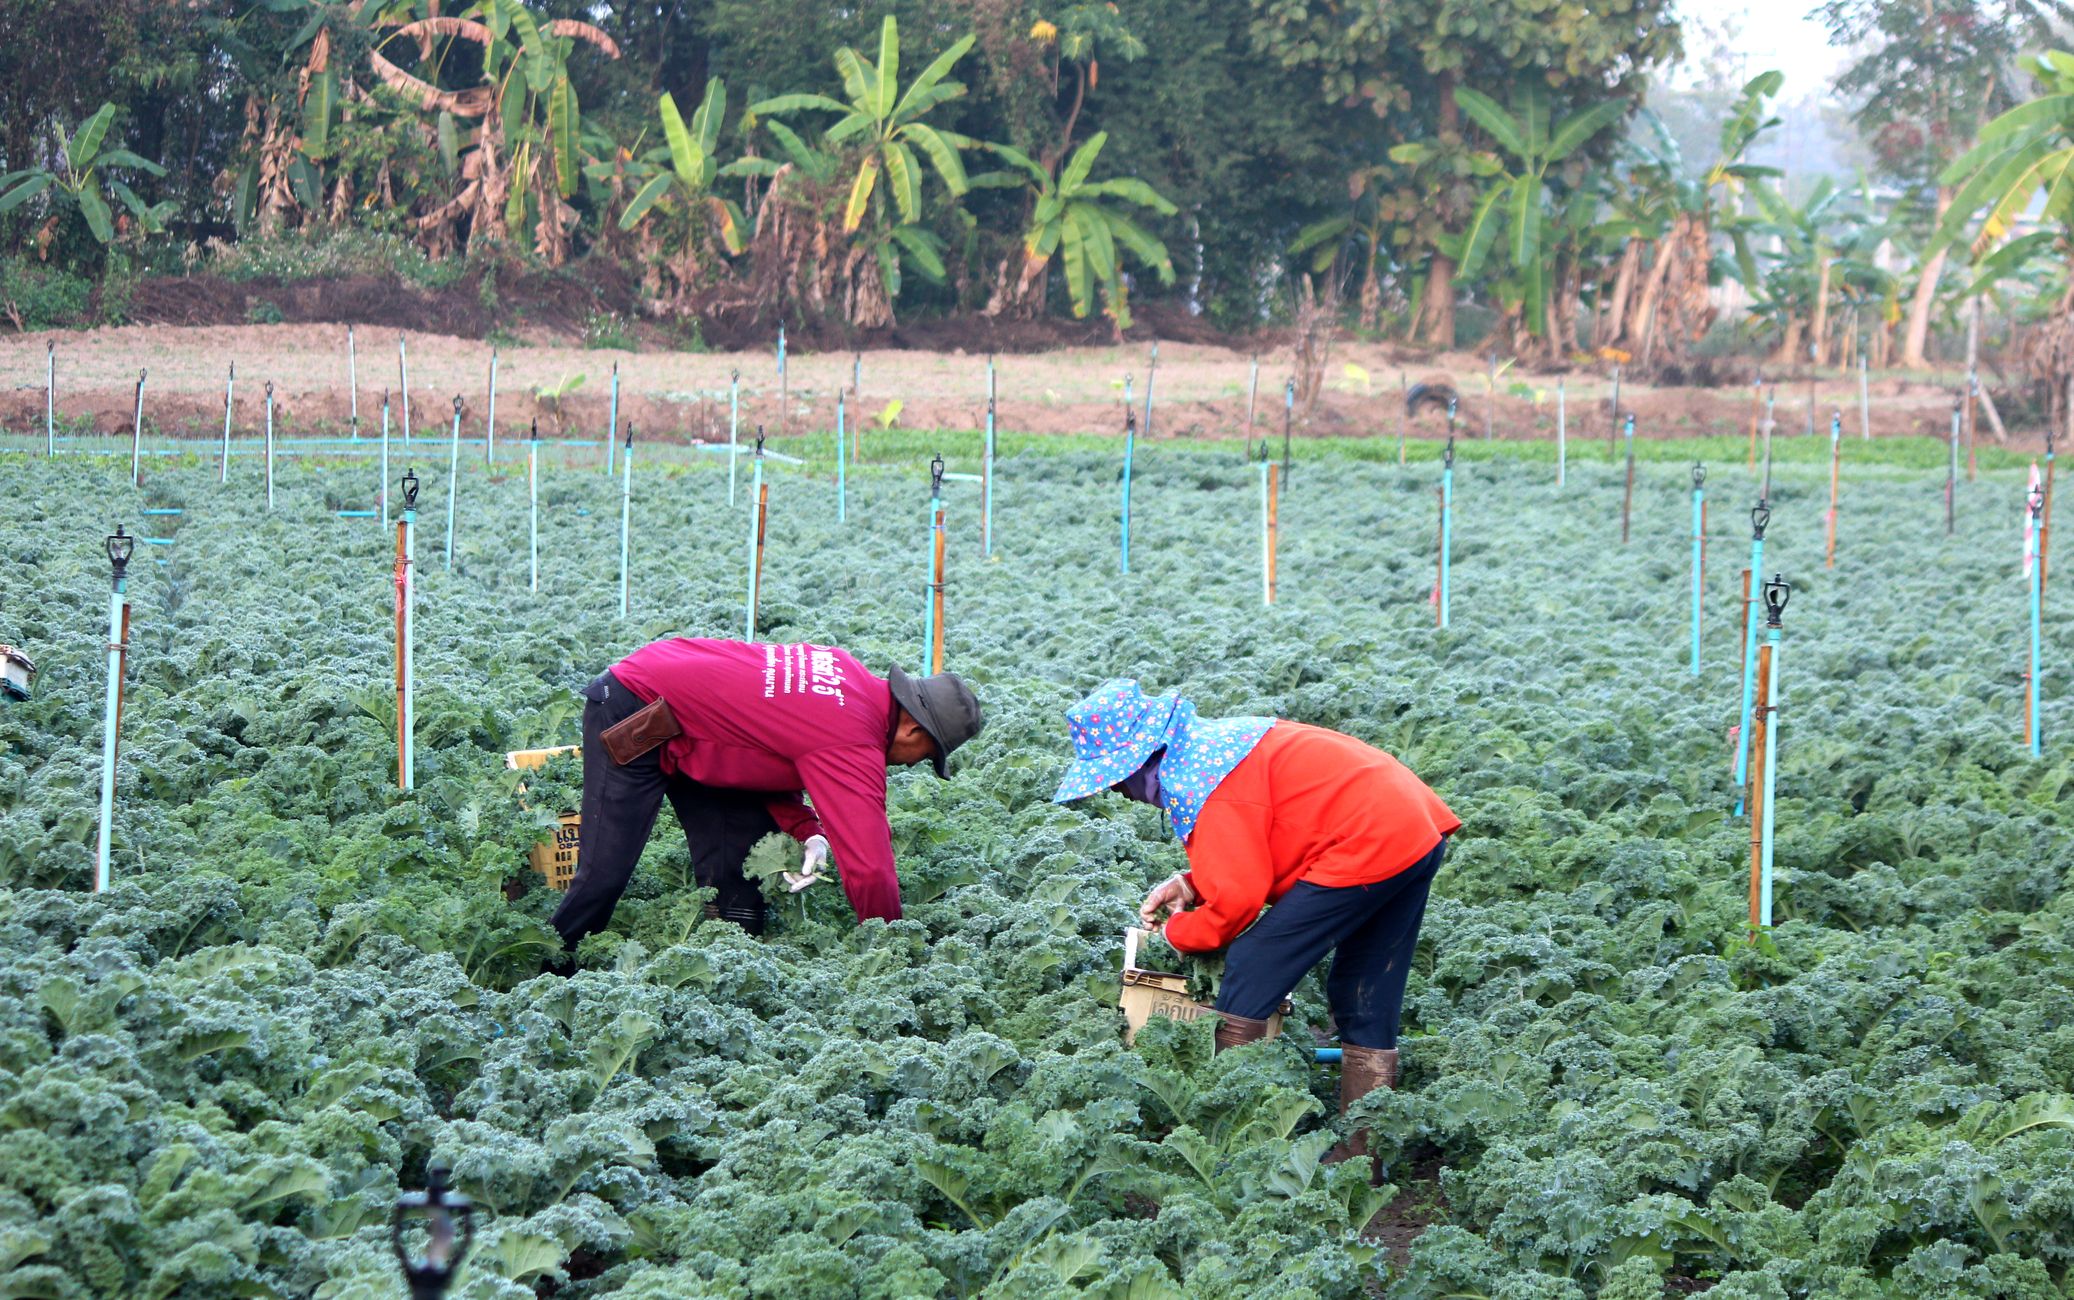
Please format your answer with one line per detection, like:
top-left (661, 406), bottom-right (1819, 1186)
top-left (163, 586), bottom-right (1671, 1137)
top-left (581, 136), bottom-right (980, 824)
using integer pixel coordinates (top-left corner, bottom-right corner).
top-left (0, 102), bottom-right (173, 251)
top-left (0, 258), bottom-right (93, 329)
top-left (2, 438), bottom-right (2070, 1296)
top-left (984, 131), bottom-right (1178, 328)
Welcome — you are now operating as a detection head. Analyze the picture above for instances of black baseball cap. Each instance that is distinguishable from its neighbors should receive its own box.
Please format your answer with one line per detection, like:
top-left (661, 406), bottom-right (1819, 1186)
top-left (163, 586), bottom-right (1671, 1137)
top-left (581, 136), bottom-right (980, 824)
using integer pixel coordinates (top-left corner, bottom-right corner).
top-left (885, 668), bottom-right (984, 778)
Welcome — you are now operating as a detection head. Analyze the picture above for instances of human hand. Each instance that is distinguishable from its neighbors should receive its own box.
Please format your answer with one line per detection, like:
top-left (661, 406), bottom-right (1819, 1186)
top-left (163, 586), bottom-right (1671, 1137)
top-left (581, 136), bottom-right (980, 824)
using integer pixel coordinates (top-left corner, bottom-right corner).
top-left (784, 836), bottom-right (831, 892)
top-left (1139, 873), bottom-right (1197, 925)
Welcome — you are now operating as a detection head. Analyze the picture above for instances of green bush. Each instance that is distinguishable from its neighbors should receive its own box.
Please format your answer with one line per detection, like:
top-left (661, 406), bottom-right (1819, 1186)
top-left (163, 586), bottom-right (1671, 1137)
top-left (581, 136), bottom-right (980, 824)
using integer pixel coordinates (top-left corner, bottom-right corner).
top-left (0, 259), bottom-right (93, 329)
top-left (208, 229), bottom-right (468, 290)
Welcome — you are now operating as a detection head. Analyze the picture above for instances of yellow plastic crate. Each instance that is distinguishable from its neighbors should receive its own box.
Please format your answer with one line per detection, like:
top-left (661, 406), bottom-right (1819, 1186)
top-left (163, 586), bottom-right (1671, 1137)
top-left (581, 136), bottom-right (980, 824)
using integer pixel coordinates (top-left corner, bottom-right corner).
top-left (1118, 928), bottom-right (1284, 1044)
top-left (507, 747), bottom-right (581, 890)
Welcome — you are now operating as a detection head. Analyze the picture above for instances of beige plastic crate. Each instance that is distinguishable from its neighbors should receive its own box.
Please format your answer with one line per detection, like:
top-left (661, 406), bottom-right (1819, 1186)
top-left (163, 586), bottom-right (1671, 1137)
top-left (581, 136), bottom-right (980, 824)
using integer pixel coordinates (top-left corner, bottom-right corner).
top-left (1119, 927), bottom-right (1284, 1044)
top-left (507, 746), bottom-right (581, 890)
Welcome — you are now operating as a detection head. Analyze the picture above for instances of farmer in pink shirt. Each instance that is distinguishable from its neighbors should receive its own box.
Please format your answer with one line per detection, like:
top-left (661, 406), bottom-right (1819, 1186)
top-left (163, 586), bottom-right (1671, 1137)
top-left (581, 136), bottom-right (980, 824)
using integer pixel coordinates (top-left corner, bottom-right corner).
top-left (550, 638), bottom-right (984, 946)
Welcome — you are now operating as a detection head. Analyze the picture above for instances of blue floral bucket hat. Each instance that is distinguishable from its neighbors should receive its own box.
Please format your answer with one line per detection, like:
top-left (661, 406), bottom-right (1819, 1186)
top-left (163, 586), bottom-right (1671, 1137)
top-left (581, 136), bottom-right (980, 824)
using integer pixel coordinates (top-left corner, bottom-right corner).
top-left (1053, 679), bottom-right (1274, 841)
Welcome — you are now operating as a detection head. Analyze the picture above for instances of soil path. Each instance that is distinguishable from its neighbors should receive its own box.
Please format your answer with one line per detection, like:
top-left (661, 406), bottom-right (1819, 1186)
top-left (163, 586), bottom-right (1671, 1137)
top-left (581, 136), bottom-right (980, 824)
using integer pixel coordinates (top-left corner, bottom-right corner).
top-left (0, 323), bottom-right (2019, 447)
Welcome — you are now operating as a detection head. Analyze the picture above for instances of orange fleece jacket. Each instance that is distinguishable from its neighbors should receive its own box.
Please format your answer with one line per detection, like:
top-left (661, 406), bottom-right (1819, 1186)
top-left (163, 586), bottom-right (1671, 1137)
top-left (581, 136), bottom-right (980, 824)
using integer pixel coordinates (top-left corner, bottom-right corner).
top-left (1163, 721), bottom-right (1460, 953)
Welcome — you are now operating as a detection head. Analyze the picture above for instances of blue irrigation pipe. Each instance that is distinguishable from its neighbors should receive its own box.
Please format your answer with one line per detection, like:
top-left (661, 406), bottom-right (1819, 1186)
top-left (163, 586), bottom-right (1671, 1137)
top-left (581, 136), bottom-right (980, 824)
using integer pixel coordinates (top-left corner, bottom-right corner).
top-left (1440, 439), bottom-right (1454, 628)
top-left (606, 362), bottom-right (619, 476)
top-left (836, 390), bottom-right (847, 524)
top-left (1757, 577), bottom-right (1788, 926)
top-left (398, 333), bottom-right (411, 450)
top-left (444, 396), bottom-right (462, 568)
top-left (400, 470), bottom-right (418, 792)
top-left (1314, 1048), bottom-right (1342, 1064)
top-left (380, 393), bottom-right (391, 528)
top-left (1121, 408), bottom-right (1136, 575)
top-left (983, 398), bottom-right (995, 557)
top-left (1732, 502), bottom-right (1770, 814)
top-left (264, 381), bottom-right (275, 512)
top-left (95, 528), bottom-right (132, 892)
top-left (139, 508), bottom-right (183, 516)
top-left (728, 370), bottom-right (740, 508)
top-left (219, 364), bottom-right (234, 484)
top-left (619, 425), bottom-right (634, 619)
top-left (528, 422), bottom-right (540, 593)
top-left (130, 370), bottom-right (146, 487)
top-left (1690, 465), bottom-right (1706, 676)
top-left (486, 347), bottom-right (498, 467)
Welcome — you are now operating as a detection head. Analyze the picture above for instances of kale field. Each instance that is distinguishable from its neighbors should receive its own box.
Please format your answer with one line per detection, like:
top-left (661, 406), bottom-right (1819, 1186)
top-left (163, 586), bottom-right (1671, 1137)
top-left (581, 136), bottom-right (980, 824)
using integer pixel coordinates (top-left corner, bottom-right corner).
top-left (3, 428), bottom-right (2072, 1299)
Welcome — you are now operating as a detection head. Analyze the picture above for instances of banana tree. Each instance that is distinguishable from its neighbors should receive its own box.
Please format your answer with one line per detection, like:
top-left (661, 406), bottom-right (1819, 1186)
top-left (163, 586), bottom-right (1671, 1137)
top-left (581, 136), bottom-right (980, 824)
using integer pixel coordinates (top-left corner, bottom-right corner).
top-left (751, 16), bottom-right (975, 234)
top-left (0, 103), bottom-right (173, 251)
top-left (1289, 165), bottom-right (1392, 333)
top-left (368, 0), bottom-right (620, 264)
top-left (1410, 82), bottom-right (1628, 350)
top-left (1749, 177), bottom-right (1860, 364)
top-left (732, 113), bottom-right (951, 329)
top-left (1614, 72), bottom-right (1782, 368)
top-left (979, 131), bottom-right (1175, 330)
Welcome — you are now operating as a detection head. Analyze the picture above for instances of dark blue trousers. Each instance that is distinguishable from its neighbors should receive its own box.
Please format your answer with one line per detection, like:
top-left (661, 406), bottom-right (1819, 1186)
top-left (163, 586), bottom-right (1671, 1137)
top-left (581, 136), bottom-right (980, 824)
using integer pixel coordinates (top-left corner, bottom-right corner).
top-left (1214, 837), bottom-right (1445, 1049)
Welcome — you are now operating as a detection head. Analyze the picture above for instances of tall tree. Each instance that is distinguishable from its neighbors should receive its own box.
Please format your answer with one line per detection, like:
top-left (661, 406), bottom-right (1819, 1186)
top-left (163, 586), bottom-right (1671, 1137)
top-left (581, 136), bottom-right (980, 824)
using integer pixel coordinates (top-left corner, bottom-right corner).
top-left (1818, 0), bottom-right (2074, 368)
top-left (1250, 0), bottom-right (1679, 348)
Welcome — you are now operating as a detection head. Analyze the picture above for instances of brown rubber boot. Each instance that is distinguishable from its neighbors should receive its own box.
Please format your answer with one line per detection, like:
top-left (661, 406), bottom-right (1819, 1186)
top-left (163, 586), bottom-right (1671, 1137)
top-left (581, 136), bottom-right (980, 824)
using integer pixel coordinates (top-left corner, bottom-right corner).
top-left (1323, 1045), bottom-right (1398, 1175)
top-left (1212, 1011), bottom-right (1275, 1053)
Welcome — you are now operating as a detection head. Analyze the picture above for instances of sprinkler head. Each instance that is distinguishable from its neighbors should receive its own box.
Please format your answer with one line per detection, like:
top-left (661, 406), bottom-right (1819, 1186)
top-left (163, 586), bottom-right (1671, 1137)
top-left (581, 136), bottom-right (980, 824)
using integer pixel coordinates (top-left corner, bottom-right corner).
top-left (453, 395), bottom-right (463, 415)
top-left (106, 526), bottom-right (134, 580)
top-left (1624, 412), bottom-right (1635, 436)
top-left (391, 1161), bottom-right (474, 1298)
top-left (401, 468), bottom-right (419, 510)
top-left (265, 381), bottom-right (274, 400)
top-left (1762, 574), bottom-right (1792, 626)
top-left (1751, 500), bottom-right (1771, 539)
top-left (1443, 437), bottom-right (1455, 469)
top-left (930, 453), bottom-right (945, 494)
top-left (529, 419), bottom-right (539, 442)
top-left (1693, 464), bottom-right (1706, 489)
top-left (1125, 408), bottom-right (1136, 435)
top-left (624, 423), bottom-right (634, 449)
top-left (2030, 484), bottom-right (2045, 518)
top-left (755, 426), bottom-right (765, 456)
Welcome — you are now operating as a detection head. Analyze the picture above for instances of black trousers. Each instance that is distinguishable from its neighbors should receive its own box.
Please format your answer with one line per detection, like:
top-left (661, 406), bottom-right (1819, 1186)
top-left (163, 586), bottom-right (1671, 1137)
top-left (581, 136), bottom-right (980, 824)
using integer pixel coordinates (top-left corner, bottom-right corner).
top-left (1213, 837), bottom-right (1445, 1049)
top-left (549, 671), bottom-right (775, 948)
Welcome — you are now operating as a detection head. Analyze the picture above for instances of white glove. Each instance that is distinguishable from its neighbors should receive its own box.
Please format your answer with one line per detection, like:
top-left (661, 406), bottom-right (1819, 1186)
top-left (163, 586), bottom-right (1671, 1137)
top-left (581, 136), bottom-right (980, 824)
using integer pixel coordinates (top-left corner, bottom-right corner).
top-left (783, 836), bottom-right (831, 893)
top-left (1139, 872), bottom-right (1198, 925)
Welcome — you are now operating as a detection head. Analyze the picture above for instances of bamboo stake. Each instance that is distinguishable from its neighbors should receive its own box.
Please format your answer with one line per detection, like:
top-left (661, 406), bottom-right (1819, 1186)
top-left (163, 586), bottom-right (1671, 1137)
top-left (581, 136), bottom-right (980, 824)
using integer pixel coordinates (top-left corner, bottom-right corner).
top-left (836, 390), bottom-right (847, 524)
top-left (219, 363), bottom-right (234, 484)
top-left (745, 431), bottom-right (766, 640)
top-left (1732, 502), bottom-right (1770, 810)
top-left (1620, 413), bottom-right (1636, 544)
top-left (95, 526), bottom-right (134, 892)
top-left (1748, 633), bottom-right (1769, 936)
top-left (1282, 377), bottom-right (1295, 484)
top-left (853, 351), bottom-right (862, 397)
top-left (130, 369), bottom-right (146, 486)
top-left (46, 341), bottom-right (55, 456)
top-left (396, 469), bottom-right (419, 791)
top-left (924, 453), bottom-right (944, 655)
top-left (1825, 410), bottom-right (1841, 568)
top-left (1608, 364), bottom-right (1621, 459)
top-left (777, 323), bottom-right (788, 437)
top-left (1144, 341), bottom-right (1159, 443)
top-left (2044, 386), bottom-right (2060, 593)
top-left (1754, 575), bottom-right (1790, 933)
top-left (931, 498), bottom-right (947, 674)
top-left (729, 370), bottom-right (741, 505)
top-left (348, 325), bottom-right (357, 430)
top-left (1267, 456), bottom-right (1281, 604)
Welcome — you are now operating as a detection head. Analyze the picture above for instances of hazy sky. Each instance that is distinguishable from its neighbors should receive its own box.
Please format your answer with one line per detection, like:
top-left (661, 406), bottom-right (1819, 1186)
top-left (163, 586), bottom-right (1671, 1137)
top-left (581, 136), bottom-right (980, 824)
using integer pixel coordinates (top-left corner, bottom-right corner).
top-left (1672, 0), bottom-right (1846, 98)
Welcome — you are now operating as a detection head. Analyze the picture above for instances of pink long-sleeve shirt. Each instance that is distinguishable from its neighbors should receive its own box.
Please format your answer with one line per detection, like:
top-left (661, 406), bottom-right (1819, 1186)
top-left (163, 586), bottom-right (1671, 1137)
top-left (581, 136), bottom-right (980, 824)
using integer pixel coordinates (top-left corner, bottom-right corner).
top-left (610, 638), bottom-right (902, 923)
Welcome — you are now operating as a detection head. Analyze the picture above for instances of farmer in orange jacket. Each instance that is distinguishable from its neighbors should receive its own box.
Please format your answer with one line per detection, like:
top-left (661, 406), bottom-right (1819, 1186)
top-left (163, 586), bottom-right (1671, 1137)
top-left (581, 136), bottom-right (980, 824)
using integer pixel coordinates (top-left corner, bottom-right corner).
top-left (1054, 680), bottom-right (1457, 1153)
